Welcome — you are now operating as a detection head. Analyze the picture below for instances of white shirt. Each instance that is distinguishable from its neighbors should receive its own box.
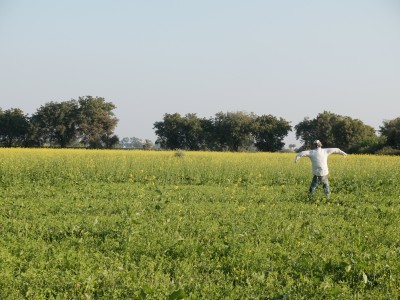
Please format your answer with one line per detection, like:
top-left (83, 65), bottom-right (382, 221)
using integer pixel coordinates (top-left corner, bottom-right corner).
top-left (295, 147), bottom-right (347, 176)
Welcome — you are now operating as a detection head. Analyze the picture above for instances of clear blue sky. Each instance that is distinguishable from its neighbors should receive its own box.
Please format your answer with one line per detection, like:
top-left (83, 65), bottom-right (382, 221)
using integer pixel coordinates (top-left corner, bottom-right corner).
top-left (1, 0), bottom-right (399, 146)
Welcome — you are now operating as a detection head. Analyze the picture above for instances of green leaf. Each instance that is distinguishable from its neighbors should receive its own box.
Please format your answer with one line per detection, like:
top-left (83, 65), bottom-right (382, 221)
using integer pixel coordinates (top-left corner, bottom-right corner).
top-left (139, 285), bottom-right (154, 299)
top-left (167, 289), bottom-right (187, 300)
top-left (139, 290), bottom-right (147, 300)
top-left (142, 285), bottom-right (154, 294)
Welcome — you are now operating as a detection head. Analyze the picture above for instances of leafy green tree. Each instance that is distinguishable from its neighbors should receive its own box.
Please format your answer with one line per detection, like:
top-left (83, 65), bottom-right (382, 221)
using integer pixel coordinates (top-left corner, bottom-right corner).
top-left (380, 117), bottom-right (400, 149)
top-left (332, 116), bottom-right (376, 150)
top-left (194, 117), bottom-right (216, 150)
top-left (154, 111), bottom-right (292, 152)
top-left (154, 113), bottom-right (209, 150)
top-left (294, 117), bottom-right (319, 149)
top-left (154, 113), bottom-right (186, 149)
top-left (295, 111), bottom-right (377, 152)
top-left (78, 96), bottom-right (119, 148)
top-left (0, 108), bottom-right (29, 147)
top-left (102, 134), bottom-right (120, 149)
top-left (252, 115), bottom-right (291, 152)
top-left (212, 111), bottom-right (255, 151)
top-left (295, 111), bottom-right (340, 149)
top-left (347, 135), bottom-right (386, 154)
top-left (31, 100), bottom-right (79, 147)
top-left (181, 113), bottom-right (209, 150)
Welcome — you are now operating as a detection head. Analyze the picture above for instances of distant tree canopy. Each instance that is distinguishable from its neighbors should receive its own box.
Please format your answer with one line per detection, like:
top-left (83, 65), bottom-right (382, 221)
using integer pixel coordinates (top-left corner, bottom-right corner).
top-left (295, 111), bottom-right (378, 152)
top-left (153, 113), bottom-right (207, 150)
top-left (31, 100), bottom-right (80, 147)
top-left (154, 112), bottom-right (292, 152)
top-left (120, 137), bottom-right (155, 150)
top-left (77, 96), bottom-right (119, 148)
top-left (380, 118), bottom-right (400, 149)
top-left (212, 112), bottom-right (256, 151)
top-left (0, 108), bottom-right (29, 147)
top-left (1, 100), bottom-right (399, 154)
top-left (120, 137), bottom-right (145, 149)
top-left (0, 96), bottom-right (119, 148)
top-left (253, 114), bottom-right (292, 152)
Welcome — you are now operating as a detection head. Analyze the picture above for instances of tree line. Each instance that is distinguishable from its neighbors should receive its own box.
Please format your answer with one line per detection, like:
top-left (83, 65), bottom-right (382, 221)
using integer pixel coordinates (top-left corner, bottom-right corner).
top-left (154, 111), bottom-right (400, 154)
top-left (153, 112), bottom-right (291, 152)
top-left (1, 96), bottom-right (400, 154)
top-left (0, 96), bottom-right (119, 148)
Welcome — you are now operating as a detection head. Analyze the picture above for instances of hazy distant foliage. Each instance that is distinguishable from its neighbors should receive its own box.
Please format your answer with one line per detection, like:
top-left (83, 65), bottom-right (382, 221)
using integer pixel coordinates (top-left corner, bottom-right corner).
top-left (120, 137), bottom-right (155, 150)
top-left (120, 137), bottom-right (145, 149)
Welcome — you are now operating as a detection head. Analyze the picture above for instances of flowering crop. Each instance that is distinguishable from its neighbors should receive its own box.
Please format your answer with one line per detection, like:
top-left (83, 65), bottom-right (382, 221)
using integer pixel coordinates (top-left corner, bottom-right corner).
top-left (0, 149), bottom-right (399, 299)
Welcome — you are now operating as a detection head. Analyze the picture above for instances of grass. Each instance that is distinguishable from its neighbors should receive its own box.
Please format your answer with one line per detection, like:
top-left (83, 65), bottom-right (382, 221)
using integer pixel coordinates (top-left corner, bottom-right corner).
top-left (0, 149), bottom-right (399, 299)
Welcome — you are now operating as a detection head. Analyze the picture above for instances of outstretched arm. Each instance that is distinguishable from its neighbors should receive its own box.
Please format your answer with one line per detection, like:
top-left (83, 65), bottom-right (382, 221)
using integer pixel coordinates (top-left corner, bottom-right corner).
top-left (326, 148), bottom-right (347, 157)
top-left (294, 150), bottom-right (310, 163)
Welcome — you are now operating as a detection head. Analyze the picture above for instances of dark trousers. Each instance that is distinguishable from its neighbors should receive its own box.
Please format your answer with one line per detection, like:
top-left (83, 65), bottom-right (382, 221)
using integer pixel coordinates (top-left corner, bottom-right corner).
top-left (309, 175), bottom-right (330, 198)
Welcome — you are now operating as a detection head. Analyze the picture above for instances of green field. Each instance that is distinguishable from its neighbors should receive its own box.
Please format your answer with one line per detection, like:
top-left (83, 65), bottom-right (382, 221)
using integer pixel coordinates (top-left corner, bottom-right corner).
top-left (0, 149), bottom-right (399, 299)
